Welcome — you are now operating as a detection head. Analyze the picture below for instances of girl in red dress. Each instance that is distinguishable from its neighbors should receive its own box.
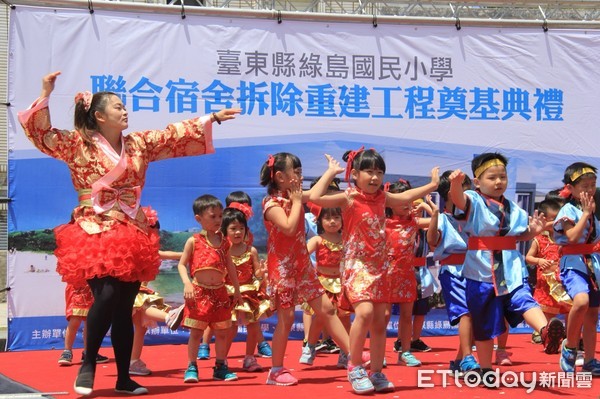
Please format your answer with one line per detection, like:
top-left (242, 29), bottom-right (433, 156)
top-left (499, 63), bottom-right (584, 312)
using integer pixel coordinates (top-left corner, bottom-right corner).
top-left (260, 152), bottom-right (350, 386)
top-left (309, 150), bottom-right (439, 394)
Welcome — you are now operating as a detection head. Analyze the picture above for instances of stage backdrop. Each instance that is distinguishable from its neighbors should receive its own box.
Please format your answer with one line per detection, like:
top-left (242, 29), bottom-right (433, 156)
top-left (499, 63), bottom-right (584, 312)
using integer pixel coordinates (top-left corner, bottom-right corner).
top-left (6, 5), bottom-right (600, 350)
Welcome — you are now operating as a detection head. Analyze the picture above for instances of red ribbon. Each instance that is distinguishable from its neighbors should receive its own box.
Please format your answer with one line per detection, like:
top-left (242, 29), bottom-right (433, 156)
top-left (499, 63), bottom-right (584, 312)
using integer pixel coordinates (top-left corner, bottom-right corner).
top-left (558, 185), bottom-right (571, 198)
top-left (228, 202), bottom-right (254, 219)
top-left (345, 146), bottom-right (364, 185)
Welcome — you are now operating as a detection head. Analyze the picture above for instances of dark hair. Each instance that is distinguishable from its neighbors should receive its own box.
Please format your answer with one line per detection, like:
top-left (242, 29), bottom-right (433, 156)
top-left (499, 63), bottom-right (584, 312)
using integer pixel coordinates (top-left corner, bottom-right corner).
top-left (545, 189), bottom-right (566, 207)
top-left (192, 194), bottom-right (222, 216)
top-left (74, 91), bottom-right (119, 144)
top-left (259, 152), bottom-right (302, 193)
top-left (562, 162), bottom-right (597, 185)
top-left (342, 148), bottom-right (386, 175)
top-left (316, 207), bottom-right (343, 234)
top-left (437, 170), bottom-right (472, 201)
top-left (226, 191), bottom-right (252, 207)
top-left (310, 175), bottom-right (341, 191)
top-left (221, 207), bottom-right (249, 237)
top-left (385, 179), bottom-right (412, 217)
top-left (471, 152), bottom-right (508, 177)
top-left (538, 199), bottom-right (561, 216)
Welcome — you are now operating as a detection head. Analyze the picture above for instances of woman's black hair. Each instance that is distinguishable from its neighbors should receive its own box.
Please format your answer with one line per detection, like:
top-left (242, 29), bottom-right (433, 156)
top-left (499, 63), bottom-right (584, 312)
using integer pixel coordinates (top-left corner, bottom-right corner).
top-left (316, 207), bottom-right (343, 234)
top-left (221, 207), bottom-right (249, 237)
top-left (74, 91), bottom-right (119, 144)
top-left (342, 148), bottom-right (386, 176)
top-left (259, 152), bottom-right (302, 194)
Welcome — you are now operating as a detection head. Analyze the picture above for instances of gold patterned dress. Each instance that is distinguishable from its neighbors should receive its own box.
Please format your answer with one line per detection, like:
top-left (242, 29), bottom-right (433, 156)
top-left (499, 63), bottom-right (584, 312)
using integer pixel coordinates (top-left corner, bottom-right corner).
top-left (18, 97), bottom-right (215, 286)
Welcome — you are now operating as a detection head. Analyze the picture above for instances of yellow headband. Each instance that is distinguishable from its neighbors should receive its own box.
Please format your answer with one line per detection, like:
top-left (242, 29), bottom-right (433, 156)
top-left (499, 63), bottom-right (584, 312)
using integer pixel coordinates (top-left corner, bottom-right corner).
top-left (570, 167), bottom-right (596, 182)
top-left (474, 159), bottom-right (506, 178)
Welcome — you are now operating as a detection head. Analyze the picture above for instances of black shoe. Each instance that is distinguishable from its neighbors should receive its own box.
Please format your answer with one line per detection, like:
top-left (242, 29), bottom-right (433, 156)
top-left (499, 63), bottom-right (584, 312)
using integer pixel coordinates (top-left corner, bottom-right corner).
top-left (315, 340), bottom-right (329, 352)
top-left (393, 339), bottom-right (402, 353)
top-left (410, 339), bottom-right (432, 352)
top-left (115, 379), bottom-right (149, 395)
top-left (81, 351), bottom-right (110, 364)
top-left (324, 339), bottom-right (340, 354)
top-left (74, 368), bottom-right (95, 396)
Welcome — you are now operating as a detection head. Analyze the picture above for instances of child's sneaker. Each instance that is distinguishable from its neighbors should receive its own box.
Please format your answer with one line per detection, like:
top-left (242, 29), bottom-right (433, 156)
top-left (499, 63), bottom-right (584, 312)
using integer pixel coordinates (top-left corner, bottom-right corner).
top-left (449, 360), bottom-right (464, 378)
top-left (369, 371), bottom-right (394, 393)
top-left (324, 338), bottom-right (340, 354)
top-left (347, 365), bottom-right (374, 394)
top-left (58, 350), bottom-right (73, 366)
top-left (81, 351), bottom-right (109, 364)
top-left (398, 351), bottom-right (422, 367)
top-left (242, 355), bottom-right (262, 372)
top-left (531, 331), bottom-right (542, 344)
top-left (337, 351), bottom-right (349, 369)
top-left (459, 354), bottom-right (481, 373)
top-left (315, 340), bottom-right (329, 352)
top-left (392, 339), bottom-right (402, 353)
top-left (129, 359), bottom-right (152, 376)
top-left (183, 363), bottom-right (199, 383)
top-left (213, 363), bottom-right (238, 381)
top-left (410, 338), bottom-right (432, 352)
top-left (559, 340), bottom-right (577, 373)
top-left (582, 359), bottom-right (600, 376)
top-left (257, 341), bottom-right (273, 358)
top-left (299, 344), bottom-right (316, 365)
top-left (166, 305), bottom-right (185, 331)
top-left (495, 349), bottom-right (513, 366)
top-left (576, 351), bottom-right (585, 367)
top-left (541, 318), bottom-right (565, 354)
top-left (266, 367), bottom-right (298, 386)
top-left (197, 343), bottom-right (210, 360)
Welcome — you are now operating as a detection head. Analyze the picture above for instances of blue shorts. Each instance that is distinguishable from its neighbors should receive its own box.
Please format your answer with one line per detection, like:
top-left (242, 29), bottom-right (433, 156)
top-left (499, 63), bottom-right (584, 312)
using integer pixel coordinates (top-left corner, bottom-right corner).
top-left (439, 271), bottom-right (468, 326)
top-left (561, 269), bottom-right (600, 308)
top-left (466, 279), bottom-right (539, 341)
top-left (412, 297), bottom-right (431, 316)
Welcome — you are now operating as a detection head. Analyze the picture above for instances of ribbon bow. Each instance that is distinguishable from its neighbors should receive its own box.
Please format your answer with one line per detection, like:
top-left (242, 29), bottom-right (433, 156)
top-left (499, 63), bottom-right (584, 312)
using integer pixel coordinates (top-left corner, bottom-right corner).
top-left (228, 202), bottom-right (254, 219)
top-left (267, 154), bottom-right (275, 181)
top-left (558, 185), bottom-right (572, 198)
top-left (91, 185), bottom-right (141, 219)
top-left (74, 91), bottom-right (93, 112)
top-left (345, 146), bottom-right (365, 185)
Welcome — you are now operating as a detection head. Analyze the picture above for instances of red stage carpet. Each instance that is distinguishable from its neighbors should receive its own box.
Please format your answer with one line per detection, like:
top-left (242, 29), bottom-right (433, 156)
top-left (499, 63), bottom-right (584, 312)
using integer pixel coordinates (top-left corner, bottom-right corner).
top-left (0, 335), bottom-right (598, 398)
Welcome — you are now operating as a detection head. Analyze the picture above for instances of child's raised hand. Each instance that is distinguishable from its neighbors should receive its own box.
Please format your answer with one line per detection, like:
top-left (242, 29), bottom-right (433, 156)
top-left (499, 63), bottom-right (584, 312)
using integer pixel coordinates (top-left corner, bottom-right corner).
top-left (430, 166), bottom-right (440, 186)
top-left (528, 210), bottom-right (547, 236)
top-left (325, 154), bottom-right (345, 175)
top-left (580, 192), bottom-right (596, 215)
top-left (288, 178), bottom-right (303, 204)
top-left (426, 195), bottom-right (439, 214)
top-left (448, 169), bottom-right (465, 184)
top-left (41, 71), bottom-right (61, 98)
top-left (213, 108), bottom-right (242, 123)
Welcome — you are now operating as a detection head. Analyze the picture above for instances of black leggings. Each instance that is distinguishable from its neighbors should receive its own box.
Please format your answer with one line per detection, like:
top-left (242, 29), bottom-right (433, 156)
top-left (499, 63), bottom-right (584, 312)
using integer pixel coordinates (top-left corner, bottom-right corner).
top-left (83, 276), bottom-right (141, 383)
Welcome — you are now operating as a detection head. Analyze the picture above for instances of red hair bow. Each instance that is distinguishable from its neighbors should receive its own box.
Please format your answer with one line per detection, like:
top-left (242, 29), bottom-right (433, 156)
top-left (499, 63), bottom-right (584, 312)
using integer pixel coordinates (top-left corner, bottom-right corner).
top-left (228, 202), bottom-right (254, 219)
top-left (558, 185), bottom-right (572, 199)
top-left (267, 154), bottom-right (275, 180)
top-left (345, 146), bottom-right (365, 185)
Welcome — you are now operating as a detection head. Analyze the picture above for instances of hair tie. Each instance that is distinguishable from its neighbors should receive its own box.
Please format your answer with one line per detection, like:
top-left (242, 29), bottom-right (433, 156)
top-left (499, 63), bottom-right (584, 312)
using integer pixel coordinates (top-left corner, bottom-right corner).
top-left (267, 154), bottom-right (275, 181)
top-left (558, 185), bottom-right (572, 199)
top-left (141, 206), bottom-right (159, 226)
top-left (228, 202), bottom-right (254, 219)
top-left (74, 91), bottom-right (93, 112)
top-left (345, 146), bottom-right (365, 185)
top-left (383, 182), bottom-right (391, 192)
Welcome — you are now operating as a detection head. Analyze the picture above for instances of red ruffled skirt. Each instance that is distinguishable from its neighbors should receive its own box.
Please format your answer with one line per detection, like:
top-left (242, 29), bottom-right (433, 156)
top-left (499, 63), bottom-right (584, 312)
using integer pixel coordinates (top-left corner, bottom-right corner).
top-left (54, 221), bottom-right (161, 286)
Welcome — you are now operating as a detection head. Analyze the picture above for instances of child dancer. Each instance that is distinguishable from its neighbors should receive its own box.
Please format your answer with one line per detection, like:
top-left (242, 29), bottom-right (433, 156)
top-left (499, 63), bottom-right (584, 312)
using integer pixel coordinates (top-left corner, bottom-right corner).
top-left (310, 150), bottom-right (439, 394)
top-left (58, 283), bottom-right (109, 366)
top-left (553, 162), bottom-right (600, 374)
top-left (222, 202), bottom-right (271, 373)
top-left (305, 206), bottom-right (351, 367)
top-left (525, 199), bottom-right (571, 347)
top-left (448, 153), bottom-right (565, 378)
top-left (426, 170), bottom-right (481, 374)
top-left (177, 195), bottom-right (242, 383)
top-left (384, 180), bottom-right (431, 368)
top-left (260, 152), bottom-right (351, 386)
